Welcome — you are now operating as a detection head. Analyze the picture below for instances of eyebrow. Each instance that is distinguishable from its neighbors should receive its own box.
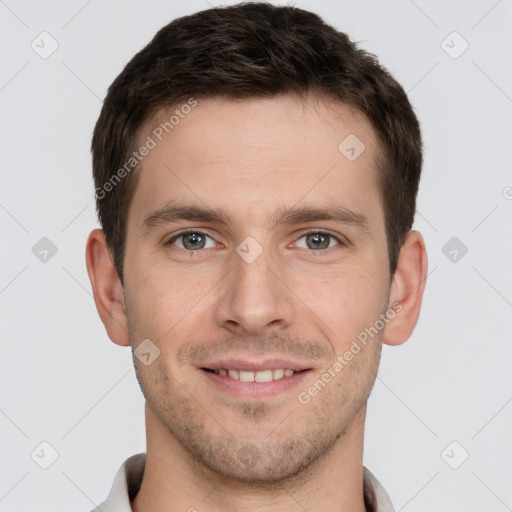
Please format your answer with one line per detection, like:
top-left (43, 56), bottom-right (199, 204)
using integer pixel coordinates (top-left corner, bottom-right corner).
top-left (142, 202), bottom-right (370, 234)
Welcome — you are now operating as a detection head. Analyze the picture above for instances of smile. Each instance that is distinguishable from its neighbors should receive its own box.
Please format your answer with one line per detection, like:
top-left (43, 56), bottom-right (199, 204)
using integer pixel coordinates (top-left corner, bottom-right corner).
top-left (200, 364), bottom-right (311, 399)
top-left (205, 368), bottom-right (301, 382)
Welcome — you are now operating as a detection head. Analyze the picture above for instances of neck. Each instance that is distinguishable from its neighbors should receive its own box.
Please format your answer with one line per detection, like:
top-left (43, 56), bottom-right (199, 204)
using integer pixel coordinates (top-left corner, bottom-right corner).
top-left (131, 404), bottom-right (368, 512)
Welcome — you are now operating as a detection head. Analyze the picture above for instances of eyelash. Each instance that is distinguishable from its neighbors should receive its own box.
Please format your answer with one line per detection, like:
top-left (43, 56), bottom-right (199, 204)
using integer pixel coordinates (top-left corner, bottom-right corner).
top-left (165, 228), bottom-right (346, 253)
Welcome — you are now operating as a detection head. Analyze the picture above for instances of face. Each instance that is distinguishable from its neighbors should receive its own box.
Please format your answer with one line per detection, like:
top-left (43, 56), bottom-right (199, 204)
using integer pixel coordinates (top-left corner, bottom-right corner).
top-left (122, 95), bottom-right (392, 483)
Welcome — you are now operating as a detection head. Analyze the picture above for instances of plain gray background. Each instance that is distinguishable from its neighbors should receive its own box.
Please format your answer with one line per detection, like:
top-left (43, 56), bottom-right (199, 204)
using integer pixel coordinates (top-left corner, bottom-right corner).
top-left (1, 0), bottom-right (511, 510)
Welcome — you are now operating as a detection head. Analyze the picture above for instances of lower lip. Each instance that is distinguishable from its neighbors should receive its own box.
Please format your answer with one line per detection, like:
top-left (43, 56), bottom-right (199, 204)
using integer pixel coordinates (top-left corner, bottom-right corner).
top-left (200, 369), bottom-right (311, 399)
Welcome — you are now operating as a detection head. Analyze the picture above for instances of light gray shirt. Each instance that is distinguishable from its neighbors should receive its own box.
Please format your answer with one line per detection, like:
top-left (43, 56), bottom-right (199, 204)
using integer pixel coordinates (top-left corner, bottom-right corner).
top-left (91, 453), bottom-right (395, 512)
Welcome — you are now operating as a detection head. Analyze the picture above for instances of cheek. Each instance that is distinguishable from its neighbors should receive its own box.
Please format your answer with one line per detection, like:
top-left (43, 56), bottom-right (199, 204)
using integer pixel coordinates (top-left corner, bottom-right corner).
top-left (125, 260), bottom-right (217, 342)
top-left (301, 259), bottom-right (389, 347)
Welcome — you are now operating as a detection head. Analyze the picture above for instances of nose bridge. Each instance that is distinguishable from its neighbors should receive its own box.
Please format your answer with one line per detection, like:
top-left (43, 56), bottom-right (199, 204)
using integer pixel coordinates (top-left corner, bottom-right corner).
top-left (215, 237), bottom-right (292, 335)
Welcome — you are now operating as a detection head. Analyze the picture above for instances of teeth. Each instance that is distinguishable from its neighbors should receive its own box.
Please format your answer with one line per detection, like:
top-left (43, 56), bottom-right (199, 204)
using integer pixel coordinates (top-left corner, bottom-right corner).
top-left (273, 369), bottom-right (284, 380)
top-left (239, 370), bottom-right (255, 382)
top-left (255, 370), bottom-right (273, 382)
top-left (213, 368), bottom-right (297, 381)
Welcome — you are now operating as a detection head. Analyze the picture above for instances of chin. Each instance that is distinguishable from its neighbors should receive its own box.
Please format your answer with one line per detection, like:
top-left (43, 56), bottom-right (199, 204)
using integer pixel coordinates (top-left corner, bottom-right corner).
top-left (187, 432), bottom-right (341, 487)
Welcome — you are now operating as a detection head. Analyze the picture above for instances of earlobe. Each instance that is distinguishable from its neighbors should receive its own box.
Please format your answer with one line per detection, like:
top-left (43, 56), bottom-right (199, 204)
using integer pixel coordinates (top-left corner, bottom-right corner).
top-left (383, 230), bottom-right (428, 346)
top-left (85, 229), bottom-right (131, 347)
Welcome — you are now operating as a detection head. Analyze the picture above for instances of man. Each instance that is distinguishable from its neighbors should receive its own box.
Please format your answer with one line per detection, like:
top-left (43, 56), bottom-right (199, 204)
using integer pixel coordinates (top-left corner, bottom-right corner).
top-left (86, 2), bottom-right (427, 511)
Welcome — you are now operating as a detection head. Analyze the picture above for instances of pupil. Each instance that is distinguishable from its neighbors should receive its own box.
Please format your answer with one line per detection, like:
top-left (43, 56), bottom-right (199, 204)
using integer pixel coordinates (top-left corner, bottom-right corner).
top-left (186, 233), bottom-right (204, 249)
top-left (308, 233), bottom-right (328, 249)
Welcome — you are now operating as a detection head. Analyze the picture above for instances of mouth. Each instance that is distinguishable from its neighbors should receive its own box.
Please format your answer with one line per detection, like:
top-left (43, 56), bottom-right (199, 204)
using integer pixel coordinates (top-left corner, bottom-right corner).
top-left (199, 359), bottom-right (312, 398)
top-left (202, 367), bottom-right (306, 382)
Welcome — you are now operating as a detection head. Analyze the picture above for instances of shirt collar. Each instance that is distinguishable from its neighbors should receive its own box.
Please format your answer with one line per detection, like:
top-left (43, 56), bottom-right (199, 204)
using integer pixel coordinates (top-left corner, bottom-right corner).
top-left (92, 453), bottom-right (395, 512)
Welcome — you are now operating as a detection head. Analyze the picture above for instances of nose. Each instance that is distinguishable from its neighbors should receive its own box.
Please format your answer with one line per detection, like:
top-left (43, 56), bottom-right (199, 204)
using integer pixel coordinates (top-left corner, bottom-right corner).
top-left (213, 244), bottom-right (294, 336)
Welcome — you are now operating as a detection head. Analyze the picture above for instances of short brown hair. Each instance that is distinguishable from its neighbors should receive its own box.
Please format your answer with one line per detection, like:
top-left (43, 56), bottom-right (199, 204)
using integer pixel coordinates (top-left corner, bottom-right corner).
top-left (91, 1), bottom-right (422, 284)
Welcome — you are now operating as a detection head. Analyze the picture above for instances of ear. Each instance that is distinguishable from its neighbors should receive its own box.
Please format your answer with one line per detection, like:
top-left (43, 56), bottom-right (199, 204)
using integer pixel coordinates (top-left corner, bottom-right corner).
top-left (85, 229), bottom-right (130, 346)
top-left (383, 230), bottom-right (428, 346)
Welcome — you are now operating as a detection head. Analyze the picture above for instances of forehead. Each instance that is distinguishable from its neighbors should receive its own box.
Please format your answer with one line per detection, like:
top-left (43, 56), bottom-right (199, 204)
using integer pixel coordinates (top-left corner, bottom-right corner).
top-left (128, 95), bottom-right (383, 231)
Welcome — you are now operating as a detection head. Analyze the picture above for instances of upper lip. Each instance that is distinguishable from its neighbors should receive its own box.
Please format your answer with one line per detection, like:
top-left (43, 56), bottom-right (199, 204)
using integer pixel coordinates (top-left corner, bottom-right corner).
top-left (200, 358), bottom-right (312, 372)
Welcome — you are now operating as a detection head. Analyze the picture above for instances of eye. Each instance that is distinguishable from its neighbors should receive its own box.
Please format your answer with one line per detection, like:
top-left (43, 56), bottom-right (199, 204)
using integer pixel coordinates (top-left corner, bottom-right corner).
top-left (166, 230), bottom-right (217, 251)
top-left (165, 230), bottom-right (344, 252)
top-left (294, 231), bottom-right (343, 251)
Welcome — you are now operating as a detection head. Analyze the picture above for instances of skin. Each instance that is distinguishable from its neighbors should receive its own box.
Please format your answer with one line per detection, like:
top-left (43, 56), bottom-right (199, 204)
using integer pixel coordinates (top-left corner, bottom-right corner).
top-left (86, 95), bottom-right (427, 512)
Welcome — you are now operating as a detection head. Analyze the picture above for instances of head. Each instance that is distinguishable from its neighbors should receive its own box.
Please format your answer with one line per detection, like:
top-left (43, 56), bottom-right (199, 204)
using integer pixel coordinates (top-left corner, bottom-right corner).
top-left (86, 2), bottom-right (427, 485)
